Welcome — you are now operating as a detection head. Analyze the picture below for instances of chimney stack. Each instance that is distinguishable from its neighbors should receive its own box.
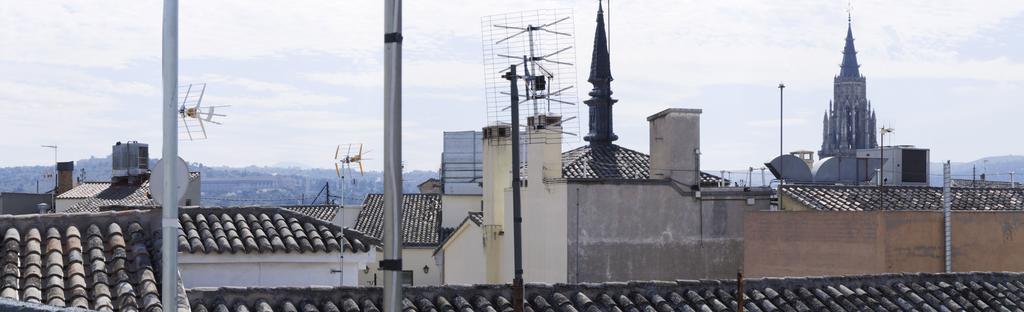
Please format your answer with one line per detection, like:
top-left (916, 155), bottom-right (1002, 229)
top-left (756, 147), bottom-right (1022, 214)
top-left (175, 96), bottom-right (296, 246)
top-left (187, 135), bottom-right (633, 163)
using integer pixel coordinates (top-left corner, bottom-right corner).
top-left (648, 108), bottom-right (702, 187)
top-left (482, 125), bottom-right (513, 227)
top-left (56, 161), bottom-right (74, 195)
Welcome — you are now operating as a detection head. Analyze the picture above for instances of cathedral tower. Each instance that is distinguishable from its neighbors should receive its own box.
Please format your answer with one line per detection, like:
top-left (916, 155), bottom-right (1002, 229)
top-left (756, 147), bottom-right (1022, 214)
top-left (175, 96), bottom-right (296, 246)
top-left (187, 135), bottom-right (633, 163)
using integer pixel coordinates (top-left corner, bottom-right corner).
top-left (819, 17), bottom-right (877, 158)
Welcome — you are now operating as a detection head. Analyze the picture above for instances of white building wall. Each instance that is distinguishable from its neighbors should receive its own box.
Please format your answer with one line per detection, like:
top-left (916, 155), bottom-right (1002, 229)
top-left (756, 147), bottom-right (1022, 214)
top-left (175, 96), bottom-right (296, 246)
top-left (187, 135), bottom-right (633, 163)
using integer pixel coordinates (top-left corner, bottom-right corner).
top-left (440, 195), bottom-right (481, 228)
top-left (54, 198), bottom-right (83, 213)
top-left (358, 247), bottom-right (442, 286)
top-left (179, 251), bottom-right (374, 288)
top-left (439, 224), bottom-right (486, 284)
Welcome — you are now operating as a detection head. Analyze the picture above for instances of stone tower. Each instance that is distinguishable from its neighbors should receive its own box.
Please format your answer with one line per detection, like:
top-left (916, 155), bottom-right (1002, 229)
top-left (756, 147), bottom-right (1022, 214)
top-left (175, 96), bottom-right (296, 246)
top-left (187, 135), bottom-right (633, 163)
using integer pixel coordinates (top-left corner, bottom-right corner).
top-left (819, 17), bottom-right (877, 158)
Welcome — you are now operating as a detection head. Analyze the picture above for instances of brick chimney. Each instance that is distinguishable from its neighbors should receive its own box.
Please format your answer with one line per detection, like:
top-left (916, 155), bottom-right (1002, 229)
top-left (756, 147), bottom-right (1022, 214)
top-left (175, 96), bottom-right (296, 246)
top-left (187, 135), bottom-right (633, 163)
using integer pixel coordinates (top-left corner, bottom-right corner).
top-left (648, 108), bottom-right (702, 187)
top-left (56, 161), bottom-right (74, 195)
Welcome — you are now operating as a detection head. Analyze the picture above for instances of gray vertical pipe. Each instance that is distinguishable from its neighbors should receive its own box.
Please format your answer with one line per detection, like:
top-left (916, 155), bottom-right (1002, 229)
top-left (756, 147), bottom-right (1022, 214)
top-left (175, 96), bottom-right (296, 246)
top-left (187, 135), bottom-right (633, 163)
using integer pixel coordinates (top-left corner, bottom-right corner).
top-left (943, 161), bottom-right (952, 273)
top-left (160, 0), bottom-right (180, 309)
top-left (383, 0), bottom-right (404, 311)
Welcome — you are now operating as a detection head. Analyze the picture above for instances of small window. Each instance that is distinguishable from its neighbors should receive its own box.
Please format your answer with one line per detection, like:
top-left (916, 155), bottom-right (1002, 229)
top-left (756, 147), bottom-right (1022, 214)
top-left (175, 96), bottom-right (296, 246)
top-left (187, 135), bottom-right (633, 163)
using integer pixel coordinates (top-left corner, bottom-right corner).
top-left (400, 270), bottom-right (414, 285)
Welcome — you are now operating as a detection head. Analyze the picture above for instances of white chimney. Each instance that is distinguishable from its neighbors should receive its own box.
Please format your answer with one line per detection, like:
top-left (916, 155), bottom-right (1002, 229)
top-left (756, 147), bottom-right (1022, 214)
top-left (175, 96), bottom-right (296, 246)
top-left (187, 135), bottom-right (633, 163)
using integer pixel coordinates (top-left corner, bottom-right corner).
top-left (648, 108), bottom-right (702, 187)
top-left (527, 115), bottom-right (563, 181)
top-left (481, 125), bottom-right (512, 227)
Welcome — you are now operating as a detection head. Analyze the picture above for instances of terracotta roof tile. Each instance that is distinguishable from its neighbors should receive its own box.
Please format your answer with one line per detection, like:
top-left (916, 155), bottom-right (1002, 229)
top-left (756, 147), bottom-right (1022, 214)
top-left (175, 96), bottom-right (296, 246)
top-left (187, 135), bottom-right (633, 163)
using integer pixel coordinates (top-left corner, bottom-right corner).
top-left (782, 185), bottom-right (1024, 211)
top-left (186, 272), bottom-right (1024, 312)
top-left (355, 194), bottom-right (441, 247)
top-left (0, 210), bottom-right (163, 311)
top-left (178, 207), bottom-right (375, 254)
top-left (64, 172), bottom-right (200, 213)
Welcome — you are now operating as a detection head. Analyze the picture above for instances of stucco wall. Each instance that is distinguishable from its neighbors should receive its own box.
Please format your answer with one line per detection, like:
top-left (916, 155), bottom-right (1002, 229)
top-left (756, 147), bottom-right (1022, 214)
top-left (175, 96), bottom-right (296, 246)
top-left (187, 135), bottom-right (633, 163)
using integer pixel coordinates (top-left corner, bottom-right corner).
top-left (745, 211), bottom-right (1024, 277)
top-left (439, 223), bottom-right (486, 285)
top-left (568, 182), bottom-right (769, 282)
top-left (54, 198), bottom-right (83, 213)
top-left (180, 251), bottom-right (374, 288)
top-left (359, 247), bottom-right (442, 286)
top-left (441, 195), bottom-right (481, 228)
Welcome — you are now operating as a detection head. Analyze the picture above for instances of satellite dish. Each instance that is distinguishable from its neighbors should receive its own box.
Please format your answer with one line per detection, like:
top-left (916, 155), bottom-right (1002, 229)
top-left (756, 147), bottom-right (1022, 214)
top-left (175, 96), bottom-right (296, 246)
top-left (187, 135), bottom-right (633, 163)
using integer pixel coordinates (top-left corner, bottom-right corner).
top-left (150, 157), bottom-right (189, 205)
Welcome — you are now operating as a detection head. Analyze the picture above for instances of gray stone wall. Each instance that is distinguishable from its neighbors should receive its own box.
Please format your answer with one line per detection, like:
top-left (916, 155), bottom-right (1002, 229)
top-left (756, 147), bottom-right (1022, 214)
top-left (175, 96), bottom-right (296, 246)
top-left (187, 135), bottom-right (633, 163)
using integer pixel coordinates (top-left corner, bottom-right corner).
top-left (566, 181), bottom-right (771, 282)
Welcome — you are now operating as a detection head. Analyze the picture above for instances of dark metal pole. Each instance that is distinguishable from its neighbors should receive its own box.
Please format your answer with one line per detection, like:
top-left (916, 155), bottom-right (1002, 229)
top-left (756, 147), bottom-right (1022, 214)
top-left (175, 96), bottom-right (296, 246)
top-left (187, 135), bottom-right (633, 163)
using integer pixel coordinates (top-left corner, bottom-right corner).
top-left (503, 65), bottom-right (525, 312)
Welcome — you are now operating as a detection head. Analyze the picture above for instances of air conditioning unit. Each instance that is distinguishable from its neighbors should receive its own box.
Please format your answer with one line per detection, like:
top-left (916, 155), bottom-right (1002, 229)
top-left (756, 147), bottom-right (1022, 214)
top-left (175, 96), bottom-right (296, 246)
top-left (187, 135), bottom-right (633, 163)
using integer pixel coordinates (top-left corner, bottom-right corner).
top-left (112, 141), bottom-right (149, 179)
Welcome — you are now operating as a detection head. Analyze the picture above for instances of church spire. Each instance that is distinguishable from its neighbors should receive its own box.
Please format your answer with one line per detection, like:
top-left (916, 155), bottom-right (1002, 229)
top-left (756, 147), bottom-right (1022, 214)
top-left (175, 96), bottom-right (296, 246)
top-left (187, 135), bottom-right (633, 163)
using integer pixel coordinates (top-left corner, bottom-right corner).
top-left (839, 16), bottom-right (861, 78)
top-left (583, 0), bottom-right (618, 145)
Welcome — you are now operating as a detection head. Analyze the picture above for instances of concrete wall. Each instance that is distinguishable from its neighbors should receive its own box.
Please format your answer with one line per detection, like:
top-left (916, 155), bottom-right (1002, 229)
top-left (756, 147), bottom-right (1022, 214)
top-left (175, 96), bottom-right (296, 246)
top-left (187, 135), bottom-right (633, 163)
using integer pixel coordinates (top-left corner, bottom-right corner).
top-left (180, 251), bottom-right (374, 288)
top-left (745, 211), bottom-right (1024, 277)
top-left (567, 181), bottom-right (770, 282)
top-left (0, 193), bottom-right (52, 215)
top-left (438, 222), bottom-right (486, 285)
top-left (359, 247), bottom-right (442, 286)
top-left (440, 195), bottom-right (481, 228)
top-left (54, 198), bottom-right (83, 213)
top-left (337, 205), bottom-right (362, 228)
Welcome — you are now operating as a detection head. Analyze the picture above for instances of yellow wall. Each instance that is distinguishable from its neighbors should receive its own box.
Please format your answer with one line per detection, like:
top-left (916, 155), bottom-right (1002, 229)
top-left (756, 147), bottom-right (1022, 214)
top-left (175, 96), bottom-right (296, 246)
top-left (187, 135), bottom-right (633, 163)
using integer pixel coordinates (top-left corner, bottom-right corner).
top-left (745, 211), bottom-right (1024, 277)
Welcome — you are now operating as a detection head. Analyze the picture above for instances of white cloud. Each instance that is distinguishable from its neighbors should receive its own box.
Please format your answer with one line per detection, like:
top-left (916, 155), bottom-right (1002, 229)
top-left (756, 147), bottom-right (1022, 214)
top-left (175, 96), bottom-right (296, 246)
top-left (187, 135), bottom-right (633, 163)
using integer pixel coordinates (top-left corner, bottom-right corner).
top-left (2, 1), bottom-right (1024, 170)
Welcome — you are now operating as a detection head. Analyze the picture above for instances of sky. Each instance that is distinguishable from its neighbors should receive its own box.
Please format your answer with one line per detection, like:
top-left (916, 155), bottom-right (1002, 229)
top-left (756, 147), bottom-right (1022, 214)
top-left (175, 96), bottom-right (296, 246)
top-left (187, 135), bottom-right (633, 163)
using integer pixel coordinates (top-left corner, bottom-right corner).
top-left (2, 0), bottom-right (1023, 172)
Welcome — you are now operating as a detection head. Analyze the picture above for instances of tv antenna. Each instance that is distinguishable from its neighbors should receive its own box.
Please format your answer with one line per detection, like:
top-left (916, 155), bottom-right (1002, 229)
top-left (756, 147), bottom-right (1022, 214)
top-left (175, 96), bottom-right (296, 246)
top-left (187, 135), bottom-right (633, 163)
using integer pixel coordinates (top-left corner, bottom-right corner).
top-left (334, 143), bottom-right (371, 205)
top-left (178, 83), bottom-right (230, 141)
top-left (482, 9), bottom-right (580, 144)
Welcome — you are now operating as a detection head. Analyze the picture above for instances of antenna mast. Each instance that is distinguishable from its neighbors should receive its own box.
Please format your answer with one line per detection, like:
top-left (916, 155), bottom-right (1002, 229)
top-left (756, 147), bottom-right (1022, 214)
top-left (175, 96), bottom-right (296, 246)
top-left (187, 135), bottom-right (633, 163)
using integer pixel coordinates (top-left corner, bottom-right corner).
top-left (483, 9), bottom-right (580, 144)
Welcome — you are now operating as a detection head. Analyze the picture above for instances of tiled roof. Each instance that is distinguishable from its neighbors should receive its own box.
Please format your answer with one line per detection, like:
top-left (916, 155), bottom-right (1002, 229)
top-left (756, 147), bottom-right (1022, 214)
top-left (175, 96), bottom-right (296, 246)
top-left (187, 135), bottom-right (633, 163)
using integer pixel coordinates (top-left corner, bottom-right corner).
top-left (562, 144), bottom-right (650, 179)
top-left (951, 179), bottom-right (1018, 188)
top-left (355, 194), bottom-right (441, 247)
top-left (177, 207), bottom-right (374, 254)
top-left (64, 184), bottom-right (154, 213)
top-left (186, 272), bottom-right (1024, 312)
top-left (467, 211), bottom-right (483, 226)
top-left (0, 210), bottom-right (165, 311)
top-left (64, 173), bottom-right (201, 213)
top-left (278, 205), bottom-right (340, 223)
top-left (56, 182), bottom-right (114, 200)
top-left (561, 144), bottom-right (729, 186)
top-left (783, 185), bottom-right (1024, 211)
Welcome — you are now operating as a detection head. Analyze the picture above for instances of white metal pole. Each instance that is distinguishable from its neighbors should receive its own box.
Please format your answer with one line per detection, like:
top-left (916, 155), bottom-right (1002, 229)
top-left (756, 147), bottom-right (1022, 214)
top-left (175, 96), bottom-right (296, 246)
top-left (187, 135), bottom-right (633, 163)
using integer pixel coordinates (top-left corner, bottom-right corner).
top-left (160, 0), bottom-right (180, 309)
top-left (383, 0), bottom-right (404, 311)
top-left (942, 161), bottom-right (952, 272)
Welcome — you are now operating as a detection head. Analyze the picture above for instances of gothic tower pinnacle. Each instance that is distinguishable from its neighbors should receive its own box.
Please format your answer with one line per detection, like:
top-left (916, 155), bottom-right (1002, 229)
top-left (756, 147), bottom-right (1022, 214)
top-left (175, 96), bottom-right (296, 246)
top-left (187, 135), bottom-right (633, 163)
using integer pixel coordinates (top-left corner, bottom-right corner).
top-left (583, 0), bottom-right (618, 145)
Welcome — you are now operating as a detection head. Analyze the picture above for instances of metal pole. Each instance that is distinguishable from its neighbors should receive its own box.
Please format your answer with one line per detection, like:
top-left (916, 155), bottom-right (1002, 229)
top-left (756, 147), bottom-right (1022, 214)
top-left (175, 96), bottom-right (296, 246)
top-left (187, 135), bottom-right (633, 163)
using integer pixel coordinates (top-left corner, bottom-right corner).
top-left (1011, 171), bottom-right (1016, 188)
top-left (778, 83), bottom-right (785, 184)
top-left (503, 65), bottom-right (525, 312)
top-left (943, 161), bottom-right (952, 272)
top-left (160, 0), bottom-right (180, 309)
top-left (41, 145), bottom-right (57, 208)
top-left (736, 270), bottom-right (745, 312)
top-left (382, 0), bottom-right (404, 311)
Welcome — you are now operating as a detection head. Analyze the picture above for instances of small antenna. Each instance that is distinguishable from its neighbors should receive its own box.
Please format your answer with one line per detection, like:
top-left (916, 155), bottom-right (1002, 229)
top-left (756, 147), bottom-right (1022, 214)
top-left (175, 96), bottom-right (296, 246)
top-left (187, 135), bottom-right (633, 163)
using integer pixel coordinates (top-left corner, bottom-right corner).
top-left (178, 83), bottom-right (230, 141)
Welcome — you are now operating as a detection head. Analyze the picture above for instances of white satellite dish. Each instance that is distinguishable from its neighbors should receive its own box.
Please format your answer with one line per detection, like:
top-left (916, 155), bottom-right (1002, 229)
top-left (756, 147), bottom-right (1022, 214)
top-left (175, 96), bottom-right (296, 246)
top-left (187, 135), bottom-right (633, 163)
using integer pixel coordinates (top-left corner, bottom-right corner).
top-left (150, 157), bottom-right (189, 205)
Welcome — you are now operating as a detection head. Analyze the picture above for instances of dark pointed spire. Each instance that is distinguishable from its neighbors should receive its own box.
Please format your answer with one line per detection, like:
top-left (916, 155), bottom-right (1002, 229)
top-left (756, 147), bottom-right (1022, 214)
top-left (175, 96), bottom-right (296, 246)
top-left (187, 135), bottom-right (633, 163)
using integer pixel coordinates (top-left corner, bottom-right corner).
top-left (584, 0), bottom-right (618, 145)
top-left (839, 17), bottom-right (861, 78)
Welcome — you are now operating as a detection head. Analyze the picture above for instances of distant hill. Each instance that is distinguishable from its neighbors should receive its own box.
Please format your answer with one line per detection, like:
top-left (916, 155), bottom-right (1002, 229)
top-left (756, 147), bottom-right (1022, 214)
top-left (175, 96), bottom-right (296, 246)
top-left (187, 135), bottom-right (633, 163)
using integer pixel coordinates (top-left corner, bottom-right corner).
top-left (0, 155), bottom-right (438, 206)
top-left (928, 155), bottom-right (1024, 186)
